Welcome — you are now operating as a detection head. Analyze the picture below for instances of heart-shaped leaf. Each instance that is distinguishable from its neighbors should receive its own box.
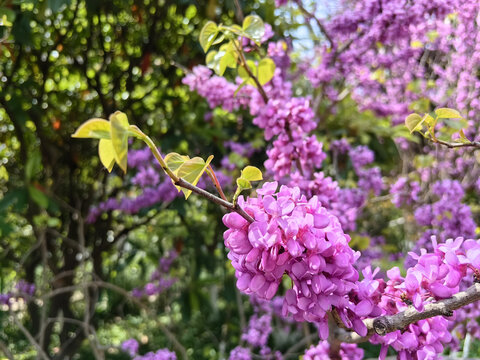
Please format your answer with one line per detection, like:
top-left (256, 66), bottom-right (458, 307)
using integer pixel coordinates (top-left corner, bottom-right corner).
top-left (257, 57), bottom-right (275, 85)
top-left (405, 113), bottom-right (424, 134)
top-left (435, 108), bottom-right (462, 119)
top-left (109, 111), bottom-right (129, 173)
top-left (199, 21), bottom-right (219, 53)
top-left (165, 152), bottom-right (190, 175)
top-left (72, 118), bottom-right (111, 139)
top-left (240, 166), bottom-right (263, 181)
top-left (177, 155), bottom-right (214, 199)
top-left (242, 15), bottom-right (264, 42)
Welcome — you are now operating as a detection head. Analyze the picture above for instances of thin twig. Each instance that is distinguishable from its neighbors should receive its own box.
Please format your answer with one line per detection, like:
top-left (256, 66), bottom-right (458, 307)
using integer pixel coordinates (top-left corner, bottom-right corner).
top-left (434, 138), bottom-right (480, 149)
top-left (294, 0), bottom-right (334, 49)
top-left (12, 313), bottom-right (51, 360)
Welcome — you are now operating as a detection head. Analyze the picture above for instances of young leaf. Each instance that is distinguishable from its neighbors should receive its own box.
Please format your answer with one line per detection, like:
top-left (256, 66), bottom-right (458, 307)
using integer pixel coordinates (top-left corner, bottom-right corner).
top-left (458, 129), bottom-right (471, 143)
top-left (177, 155), bottom-right (214, 199)
top-left (257, 57), bottom-right (275, 85)
top-left (236, 177), bottom-right (252, 189)
top-left (199, 21), bottom-right (218, 53)
top-left (242, 15), bottom-right (264, 42)
top-left (109, 111), bottom-right (130, 173)
top-left (405, 113), bottom-right (424, 133)
top-left (72, 118), bottom-right (111, 139)
top-left (240, 166), bottom-right (263, 181)
top-left (219, 50), bottom-right (237, 75)
top-left (435, 108), bottom-right (462, 119)
top-left (206, 50), bottom-right (227, 75)
top-left (165, 152), bottom-right (190, 175)
top-left (98, 139), bottom-right (116, 172)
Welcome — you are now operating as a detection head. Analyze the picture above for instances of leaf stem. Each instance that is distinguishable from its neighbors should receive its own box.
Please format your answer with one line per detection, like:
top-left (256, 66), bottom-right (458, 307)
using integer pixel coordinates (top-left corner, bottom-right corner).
top-left (207, 165), bottom-right (228, 201)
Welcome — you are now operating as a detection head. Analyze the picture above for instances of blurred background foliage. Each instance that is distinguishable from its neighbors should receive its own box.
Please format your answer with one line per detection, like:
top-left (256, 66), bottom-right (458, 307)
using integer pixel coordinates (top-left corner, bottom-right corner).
top-left (0, 0), bottom-right (441, 359)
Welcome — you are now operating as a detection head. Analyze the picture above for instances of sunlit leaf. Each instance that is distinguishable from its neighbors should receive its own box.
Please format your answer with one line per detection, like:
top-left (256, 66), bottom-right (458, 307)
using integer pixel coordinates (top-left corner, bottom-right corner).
top-left (98, 139), bottom-right (116, 172)
top-left (72, 118), bottom-right (111, 139)
top-left (435, 108), bottom-right (462, 119)
top-left (257, 57), bottom-right (275, 85)
top-left (206, 50), bottom-right (226, 75)
top-left (240, 166), bottom-right (263, 181)
top-left (242, 15), bottom-right (264, 42)
top-left (405, 113), bottom-right (424, 133)
top-left (109, 111), bottom-right (129, 173)
top-left (199, 21), bottom-right (218, 53)
top-left (236, 177), bottom-right (252, 189)
top-left (165, 152), bottom-right (190, 175)
top-left (177, 155), bottom-right (214, 199)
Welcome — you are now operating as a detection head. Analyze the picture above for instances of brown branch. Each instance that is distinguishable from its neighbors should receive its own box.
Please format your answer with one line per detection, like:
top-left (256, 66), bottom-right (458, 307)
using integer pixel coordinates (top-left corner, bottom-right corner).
top-left (333, 283), bottom-right (480, 343)
top-left (175, 178), bottom-right (254, 223)
top-left (433, 138), bottom-right (480, 149)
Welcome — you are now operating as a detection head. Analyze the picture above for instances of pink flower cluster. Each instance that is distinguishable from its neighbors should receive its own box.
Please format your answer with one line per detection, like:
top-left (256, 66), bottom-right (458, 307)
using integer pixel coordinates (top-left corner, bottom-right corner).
top-left (223, 182), bottom-right (360, 338)
top-left (303, 340), bottom-right (363, 360)
top-left (368, 236), bottom-right (480, 359)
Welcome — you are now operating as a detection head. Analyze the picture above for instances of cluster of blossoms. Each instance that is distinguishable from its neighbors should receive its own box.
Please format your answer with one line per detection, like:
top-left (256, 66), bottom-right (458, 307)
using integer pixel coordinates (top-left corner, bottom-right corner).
top-left (367, 236), bottom-right (480, 359)
top-left (132, 251), bottom-right (178, 298)
top-left (0, 280), bottom-right (36, 307)
top-left (223, 182), bottom-right (362, 338)
top-left (390, 178), bottom-right (478, 267)
top-left (302, 340), bottom-right (363, 360)
top-left (121, 339), bottom-right (176, 360)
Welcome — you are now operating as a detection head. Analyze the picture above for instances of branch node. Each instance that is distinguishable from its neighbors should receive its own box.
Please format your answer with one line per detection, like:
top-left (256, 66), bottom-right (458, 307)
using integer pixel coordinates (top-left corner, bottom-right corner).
top-left (373, 317), bottom-right (389, 336)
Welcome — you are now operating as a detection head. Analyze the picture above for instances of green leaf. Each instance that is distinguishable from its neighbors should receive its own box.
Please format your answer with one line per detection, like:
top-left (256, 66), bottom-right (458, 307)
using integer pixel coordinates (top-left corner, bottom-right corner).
top-left (236, 177), bottom-right (252, 189)
top-left (98, 139), bottom-right (116, 172)
top-left (237, 60), bottom-right (257, 86)
top-left (435, 108), bottom-right (462, 119)
top-left (240, 166), bottom-right (263, 181)
top-left (28, 185), bottom-right (49, 209)
top-left (219, 50), bottom-right (237, 75)
top-left (177, 155), bottom-right (214, 199)
top-left (72, 118), bottom-right (111, 139)
top-left (257, 57), bottom-right (275, 85)
top-left (199, 21), bottom-right (218, 53)
top-left (109, 111), bottom-right (129, 173)
top-left (165, 152), bottom-right (190, 175)
top-left (458, 129), bottom-right (471, 143)
top-left (443, 117), bottom-right (468, 130)
top-left (206, 50), bottom-right (226, 75)
top-left (242, 15), bottom-right (264, 42)
top-left (405, 113), bottom-right (424, 133)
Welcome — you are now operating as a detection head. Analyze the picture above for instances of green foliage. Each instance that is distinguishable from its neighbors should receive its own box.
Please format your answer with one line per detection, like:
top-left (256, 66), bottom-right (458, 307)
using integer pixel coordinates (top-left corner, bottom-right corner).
top-left (405, 108), bottom-right (470, 145)
top-left (233, 166), bottom-right (263, 203)
top-left (242, 15), bottom-right (265, 42)
top-left (73, 112), bottom-right (131, 173)
top-left (198, 13), bottom-right (275, 90)
top-left (176, 155), bottom-right (214, 199)
top-left (199, 21), bottom-right (219, 53)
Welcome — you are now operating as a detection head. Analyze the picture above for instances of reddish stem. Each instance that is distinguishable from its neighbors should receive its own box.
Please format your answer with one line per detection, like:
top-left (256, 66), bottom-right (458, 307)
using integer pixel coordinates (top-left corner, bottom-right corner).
top-left (207, 165), bottom-right (228, 201)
